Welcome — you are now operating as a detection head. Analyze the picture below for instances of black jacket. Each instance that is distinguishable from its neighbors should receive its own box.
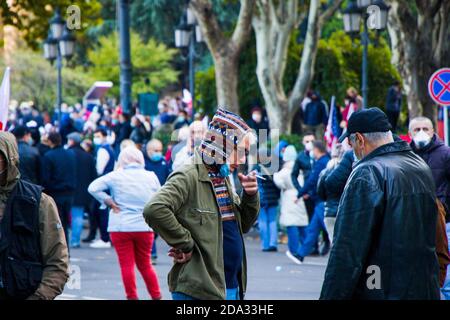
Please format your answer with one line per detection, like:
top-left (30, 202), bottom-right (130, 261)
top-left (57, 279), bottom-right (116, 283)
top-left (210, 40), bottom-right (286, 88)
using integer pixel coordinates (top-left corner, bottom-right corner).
top-left (291, 151), bottom-right (313, 195)
top-left (317, 150), bottom-right (354, 218)
top-left (41, 146), bottom-right (77, 195)
top-left (411, 135), bottom-right (450, 216)
top-left (17, 141), bottom-right (41, 185)
top-left (320, 141), bottom-right (440, 300)
top-left (69, 145), bottom-right (97, 207)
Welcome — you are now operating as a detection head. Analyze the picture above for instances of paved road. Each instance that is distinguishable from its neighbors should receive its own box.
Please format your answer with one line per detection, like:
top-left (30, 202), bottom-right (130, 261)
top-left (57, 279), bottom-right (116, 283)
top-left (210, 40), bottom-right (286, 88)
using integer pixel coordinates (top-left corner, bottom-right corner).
top-left (60, 235), bottom-right (328, 300)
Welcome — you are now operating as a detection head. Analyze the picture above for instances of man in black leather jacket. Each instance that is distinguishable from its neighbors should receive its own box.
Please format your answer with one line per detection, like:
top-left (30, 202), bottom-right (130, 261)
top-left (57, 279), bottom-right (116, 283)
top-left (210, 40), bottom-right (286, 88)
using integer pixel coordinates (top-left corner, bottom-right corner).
top-left (320, 108), bottom-right (440, 300)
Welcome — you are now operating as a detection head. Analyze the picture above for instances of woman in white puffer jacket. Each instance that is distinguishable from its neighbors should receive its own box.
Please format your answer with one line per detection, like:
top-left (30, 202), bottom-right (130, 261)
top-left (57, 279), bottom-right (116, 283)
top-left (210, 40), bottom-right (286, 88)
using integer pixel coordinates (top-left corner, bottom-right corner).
top-left (273, 145), bottom-right (309, 258)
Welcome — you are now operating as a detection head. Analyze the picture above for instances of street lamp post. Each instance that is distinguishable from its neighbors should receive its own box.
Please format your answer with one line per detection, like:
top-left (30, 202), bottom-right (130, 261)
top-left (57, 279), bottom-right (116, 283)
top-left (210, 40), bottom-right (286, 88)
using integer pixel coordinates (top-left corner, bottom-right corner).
top-left (118, 0), bottom-right (132, 115)
top-left (43, 9), bottom-right (75, 126)
top-left (342, 0), bottom-right (389, 109)
top-left (175, 4), bottom-right (204, 120)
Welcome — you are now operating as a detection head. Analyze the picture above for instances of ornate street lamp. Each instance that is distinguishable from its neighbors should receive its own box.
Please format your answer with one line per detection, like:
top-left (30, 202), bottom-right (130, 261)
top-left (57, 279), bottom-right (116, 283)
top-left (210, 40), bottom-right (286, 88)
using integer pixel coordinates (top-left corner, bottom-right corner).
top-left (59, 28), bottom-right (76, 59)
top-left (342, 0), bottom-right (362, 34)
top-left (342, 0), bottom-right (390, 109)
top-left (43, 9), bottom-right (76, 125)
top-left (174, 4), bottom-right (204, 120)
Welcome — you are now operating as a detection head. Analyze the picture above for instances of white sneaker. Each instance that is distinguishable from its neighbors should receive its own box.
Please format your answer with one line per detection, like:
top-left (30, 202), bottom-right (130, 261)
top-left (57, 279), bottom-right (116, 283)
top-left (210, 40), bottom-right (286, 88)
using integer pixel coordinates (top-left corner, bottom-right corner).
top-left (89, 240), bottom-right (111, 249)
top-left (286, 250), bottom-right (303, 265)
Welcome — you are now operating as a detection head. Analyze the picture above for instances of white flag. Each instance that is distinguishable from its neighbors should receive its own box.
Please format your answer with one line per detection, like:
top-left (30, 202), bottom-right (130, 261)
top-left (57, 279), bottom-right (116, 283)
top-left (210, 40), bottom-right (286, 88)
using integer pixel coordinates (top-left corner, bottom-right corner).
top-left (0, 67), bottom-right (10, 131)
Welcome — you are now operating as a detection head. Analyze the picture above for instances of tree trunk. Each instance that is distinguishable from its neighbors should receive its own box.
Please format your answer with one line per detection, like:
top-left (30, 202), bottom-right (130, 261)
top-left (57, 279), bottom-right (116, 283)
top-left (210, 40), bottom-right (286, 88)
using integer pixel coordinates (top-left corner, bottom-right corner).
top-left (190, 0), bottom-right (255, 115)
top-left (387, 0), bottom-right (450, 124)
top-left (252, 0), bottom-right (343, 134)
top-left (215, 55), bottom-right (240, 114)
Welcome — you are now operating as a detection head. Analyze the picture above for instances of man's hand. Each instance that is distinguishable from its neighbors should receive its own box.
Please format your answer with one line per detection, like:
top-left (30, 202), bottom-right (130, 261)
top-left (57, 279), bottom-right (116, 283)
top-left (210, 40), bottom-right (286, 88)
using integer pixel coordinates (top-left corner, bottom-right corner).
top-left (238, 171), bottom-right (258, 196)
top-left (104, 198), bottom-right (120, 214)
top-left (168, 247), bottom-right (192, 264)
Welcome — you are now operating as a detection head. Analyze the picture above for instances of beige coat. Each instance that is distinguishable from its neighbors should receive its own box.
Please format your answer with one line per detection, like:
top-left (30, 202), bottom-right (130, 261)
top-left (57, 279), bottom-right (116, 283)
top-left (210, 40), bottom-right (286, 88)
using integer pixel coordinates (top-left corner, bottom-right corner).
top-left (273, 161), bottom-right (309, 227)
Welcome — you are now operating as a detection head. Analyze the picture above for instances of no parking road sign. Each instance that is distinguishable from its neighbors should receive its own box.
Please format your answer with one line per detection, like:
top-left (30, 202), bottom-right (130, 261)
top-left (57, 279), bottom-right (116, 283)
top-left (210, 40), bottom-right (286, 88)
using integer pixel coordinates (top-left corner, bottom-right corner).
top-left (428, 68), bottom-right (450, 106)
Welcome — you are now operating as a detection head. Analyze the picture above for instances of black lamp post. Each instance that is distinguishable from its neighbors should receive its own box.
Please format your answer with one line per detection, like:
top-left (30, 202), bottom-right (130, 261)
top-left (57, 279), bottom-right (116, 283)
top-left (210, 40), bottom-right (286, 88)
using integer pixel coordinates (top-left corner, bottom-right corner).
top-left (342, 0), bottom-right (389, 109)
top-left (43, 9), bottom-right (75, 126)
top-left (175, 3), bottom-right (204, 120)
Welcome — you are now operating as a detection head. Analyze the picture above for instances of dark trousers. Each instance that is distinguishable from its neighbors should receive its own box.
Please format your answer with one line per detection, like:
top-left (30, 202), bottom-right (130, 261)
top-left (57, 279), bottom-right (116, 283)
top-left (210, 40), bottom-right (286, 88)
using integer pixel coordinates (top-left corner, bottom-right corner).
top-left (51, 194), bottom-right (74, 248)
top-left (87, 203), bottom-right (110, 242)
top-left (387, 110), bottom-right (400, 132)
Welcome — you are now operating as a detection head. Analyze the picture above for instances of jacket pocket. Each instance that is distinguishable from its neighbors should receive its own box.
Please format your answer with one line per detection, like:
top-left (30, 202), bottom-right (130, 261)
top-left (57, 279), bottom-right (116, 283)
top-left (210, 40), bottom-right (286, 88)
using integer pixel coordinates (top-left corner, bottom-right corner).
top-left (4, 256), bottom-right (43, 299)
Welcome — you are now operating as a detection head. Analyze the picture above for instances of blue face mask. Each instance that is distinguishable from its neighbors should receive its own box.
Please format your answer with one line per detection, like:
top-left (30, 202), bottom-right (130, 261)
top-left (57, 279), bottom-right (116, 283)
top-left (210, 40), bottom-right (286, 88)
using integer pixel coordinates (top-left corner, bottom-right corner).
top-left (150, 153), bottom-right (163, 162)
top-left (219, 163), bottom-right (230, 177)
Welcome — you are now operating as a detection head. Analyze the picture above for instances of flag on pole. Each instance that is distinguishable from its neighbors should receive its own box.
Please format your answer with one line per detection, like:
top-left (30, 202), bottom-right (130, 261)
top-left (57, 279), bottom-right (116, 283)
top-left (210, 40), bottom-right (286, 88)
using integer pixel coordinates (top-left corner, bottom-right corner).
top-left (0, 67), bottom-right (11, 131)
top-left (324, 96), bottom-right (342, 151)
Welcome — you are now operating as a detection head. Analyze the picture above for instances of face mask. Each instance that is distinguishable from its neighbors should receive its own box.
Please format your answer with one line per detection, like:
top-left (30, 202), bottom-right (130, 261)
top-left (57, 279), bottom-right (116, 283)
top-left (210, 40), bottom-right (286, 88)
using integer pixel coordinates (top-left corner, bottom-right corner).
top-left (27, 137), bottom-right (34, 146)
top-left (219, 163), bottom-right (230, 177)
top-left (112, 119), bottom-right (119, 125)
top-left (413, 130), bottom-right (431, 149)
top-left (177, 116), bottom-right (186, 123)
top-left (252, 114), bottom-right (262, 123)
top-left (93, 137), bottom-right (103, 146)
top-left (150, 153), bottom-right (163, 162)
top-left (304, 141), bottom-right (313, 152)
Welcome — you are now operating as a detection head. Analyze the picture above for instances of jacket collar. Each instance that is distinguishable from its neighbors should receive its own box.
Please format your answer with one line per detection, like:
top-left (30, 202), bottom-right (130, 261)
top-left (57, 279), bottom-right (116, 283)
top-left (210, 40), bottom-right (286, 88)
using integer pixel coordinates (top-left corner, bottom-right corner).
top-left (357, 140), bottom-right (411, 167)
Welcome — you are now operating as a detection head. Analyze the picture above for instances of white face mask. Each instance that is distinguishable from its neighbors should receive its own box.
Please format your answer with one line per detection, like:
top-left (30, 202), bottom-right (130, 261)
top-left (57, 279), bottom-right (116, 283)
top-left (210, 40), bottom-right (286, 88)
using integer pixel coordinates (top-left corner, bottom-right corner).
top-left (304, 141), bottom-right (314, 152)
top-left (93, 137), bottom-right (103, 146)
top-left (413, 130), bottom-right (431, 149)
top-left (252, 113), bottom-right (262, 123)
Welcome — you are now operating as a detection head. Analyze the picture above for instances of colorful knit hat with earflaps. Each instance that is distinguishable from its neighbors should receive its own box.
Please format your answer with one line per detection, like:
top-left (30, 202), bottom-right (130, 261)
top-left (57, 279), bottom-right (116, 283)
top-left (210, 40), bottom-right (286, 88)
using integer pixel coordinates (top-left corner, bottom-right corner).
top-left (200, 107), bottom-right (251, 166)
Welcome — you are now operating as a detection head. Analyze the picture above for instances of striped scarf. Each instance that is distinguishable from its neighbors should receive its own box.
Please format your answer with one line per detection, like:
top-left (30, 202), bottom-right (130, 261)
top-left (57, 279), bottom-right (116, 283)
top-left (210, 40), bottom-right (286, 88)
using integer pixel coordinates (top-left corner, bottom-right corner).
top-left (204, 163), bottom-right (235, 221)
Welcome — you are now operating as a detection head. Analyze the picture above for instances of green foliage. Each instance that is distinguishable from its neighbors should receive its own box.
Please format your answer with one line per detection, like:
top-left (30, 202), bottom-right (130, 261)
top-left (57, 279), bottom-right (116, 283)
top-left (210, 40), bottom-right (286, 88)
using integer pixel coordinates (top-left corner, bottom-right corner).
top-left (87, 31), bottom-right (179, 99)
top-left (279, 133), bottom-right (304, 153)
top-left (1, 1), bottom-right (102, 49)
top-left (196, 29), bottom-right (401, 123)
top-left (195, 34), bottom-right (263, 119)
top-left (0, 49), bottom-right (93, 110)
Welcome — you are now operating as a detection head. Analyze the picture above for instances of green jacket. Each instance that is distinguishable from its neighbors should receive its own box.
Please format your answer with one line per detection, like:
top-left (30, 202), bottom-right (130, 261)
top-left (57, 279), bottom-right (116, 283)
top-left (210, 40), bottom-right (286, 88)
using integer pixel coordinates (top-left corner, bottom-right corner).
top-left (143, 151), bottom-right (260, 300)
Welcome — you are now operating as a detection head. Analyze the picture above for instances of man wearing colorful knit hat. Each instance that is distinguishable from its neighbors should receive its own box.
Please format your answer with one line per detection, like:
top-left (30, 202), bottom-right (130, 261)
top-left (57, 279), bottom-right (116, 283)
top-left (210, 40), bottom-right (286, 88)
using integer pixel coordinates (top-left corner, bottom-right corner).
top-left (144, 107), bottom-right (260, 300)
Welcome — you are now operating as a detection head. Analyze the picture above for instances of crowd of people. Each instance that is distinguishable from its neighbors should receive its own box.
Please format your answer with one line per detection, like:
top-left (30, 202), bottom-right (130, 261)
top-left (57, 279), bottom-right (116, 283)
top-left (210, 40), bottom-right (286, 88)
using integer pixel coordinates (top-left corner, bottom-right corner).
top-left (0, 81), bottom-right (448, 300)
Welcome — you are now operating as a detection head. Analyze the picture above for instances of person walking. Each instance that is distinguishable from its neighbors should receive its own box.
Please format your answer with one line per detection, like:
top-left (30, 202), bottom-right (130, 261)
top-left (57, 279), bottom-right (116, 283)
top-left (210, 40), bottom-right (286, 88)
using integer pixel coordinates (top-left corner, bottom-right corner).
top-left (409, 116), bottom-right (450, 298)
top-left (67, 132), bottom-right (97, 248)
top-left (317, 148), bottom-right (354, 244)
top-left (291, 132), bottom-right (315, 221)
top-left (12, 125), bottom-right (41, 185)
top-left (301, 91), bottom-right (328, 139)
top-left (409, 117), bottom-right (450, 214)
top-left (144, 108), bottom-right (260, 300)
top-left (288, 141), bottom-right (330, 264)
top-left (88, 146), bottom-right (162, 300)
top-left (145, 139), bottom-right (170, 186)
top-left (385, 81), bottom-right (402, 132)
top-left (273, 145), bottom-right (309, 259)
top-left (86, 128), bottom-right (115, 248)
top-left (0, 132), bottom-right (69, 300)
top-left (41, 132), bottom-right (77, 247)
top-left (254, 148), bottom-right (280, 252)
top-left (320, 108), bottom-right (440, 300)
top-left (144, 138), bottom-right (170, 262)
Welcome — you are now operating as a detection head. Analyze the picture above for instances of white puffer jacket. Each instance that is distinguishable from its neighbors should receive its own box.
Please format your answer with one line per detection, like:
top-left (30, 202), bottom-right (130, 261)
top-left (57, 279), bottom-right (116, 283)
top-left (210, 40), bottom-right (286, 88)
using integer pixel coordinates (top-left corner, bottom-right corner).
top-left (273, 161), bottom-right (309, 227)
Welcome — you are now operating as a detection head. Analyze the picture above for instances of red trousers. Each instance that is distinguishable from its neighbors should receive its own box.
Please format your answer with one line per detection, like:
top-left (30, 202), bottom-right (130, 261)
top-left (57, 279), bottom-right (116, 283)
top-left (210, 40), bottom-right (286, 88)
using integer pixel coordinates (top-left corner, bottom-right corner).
top-left (110, 232), bottom-right (161, 300)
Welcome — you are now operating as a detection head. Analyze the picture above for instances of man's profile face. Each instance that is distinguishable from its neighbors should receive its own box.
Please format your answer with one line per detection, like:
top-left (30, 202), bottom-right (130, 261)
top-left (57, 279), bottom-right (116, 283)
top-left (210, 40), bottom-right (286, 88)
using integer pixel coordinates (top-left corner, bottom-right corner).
top-left (409, 121), bottom-right (434, 139)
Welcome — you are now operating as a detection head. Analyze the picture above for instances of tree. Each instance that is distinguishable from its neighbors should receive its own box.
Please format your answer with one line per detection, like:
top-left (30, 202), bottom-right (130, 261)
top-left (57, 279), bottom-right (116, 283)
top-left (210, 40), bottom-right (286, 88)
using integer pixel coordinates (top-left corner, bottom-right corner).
top-left (0, 1), bottom-right (101, 49)
top-left (252, 0), bottom-right (343, 133)
top-left (87, 31), bottom-right (179, 99)
top-left (386, 0), bottom-right (450, 122)
top-left (189, 0), bottom-right (256, 114)
top-left (0, 49), bottom-right (93, 109)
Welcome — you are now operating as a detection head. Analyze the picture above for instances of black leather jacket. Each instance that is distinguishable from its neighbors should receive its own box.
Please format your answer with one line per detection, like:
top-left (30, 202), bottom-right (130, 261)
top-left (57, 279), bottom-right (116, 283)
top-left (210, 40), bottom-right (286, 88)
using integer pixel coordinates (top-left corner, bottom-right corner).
top-left (320, 141), bottom-right (440, 300)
